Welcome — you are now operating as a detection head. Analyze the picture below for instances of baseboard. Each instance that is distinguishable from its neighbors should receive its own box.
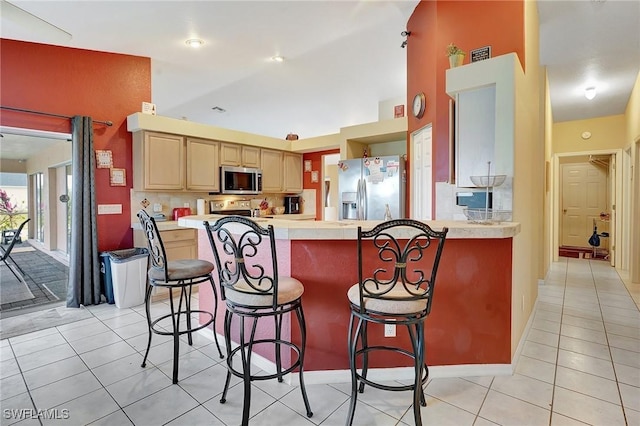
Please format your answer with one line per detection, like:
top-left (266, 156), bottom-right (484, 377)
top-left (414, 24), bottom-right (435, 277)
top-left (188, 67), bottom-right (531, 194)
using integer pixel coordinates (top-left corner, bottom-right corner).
top-left (196, 328), bottom-right (513, 386)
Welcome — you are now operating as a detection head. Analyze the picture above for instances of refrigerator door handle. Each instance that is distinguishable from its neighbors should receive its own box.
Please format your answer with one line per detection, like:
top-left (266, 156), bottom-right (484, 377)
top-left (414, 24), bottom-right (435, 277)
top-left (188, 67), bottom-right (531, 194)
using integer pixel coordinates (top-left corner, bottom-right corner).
top-left (362, 178), bottom-right (368, 220)
top-left (356, 178), bottom-right (363, 220)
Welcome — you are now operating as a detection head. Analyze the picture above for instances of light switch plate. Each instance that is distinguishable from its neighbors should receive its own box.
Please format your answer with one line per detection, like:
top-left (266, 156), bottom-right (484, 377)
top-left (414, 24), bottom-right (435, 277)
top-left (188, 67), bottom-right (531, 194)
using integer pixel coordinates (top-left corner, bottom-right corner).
top-left (98, 204), bottom-right (122, 215)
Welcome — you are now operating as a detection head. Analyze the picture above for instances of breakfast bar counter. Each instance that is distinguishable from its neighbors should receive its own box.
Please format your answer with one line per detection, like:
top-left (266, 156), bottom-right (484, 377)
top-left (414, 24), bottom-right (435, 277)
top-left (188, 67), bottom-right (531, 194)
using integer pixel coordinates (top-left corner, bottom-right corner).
top-left (178, 215), bottom-right (521, 376)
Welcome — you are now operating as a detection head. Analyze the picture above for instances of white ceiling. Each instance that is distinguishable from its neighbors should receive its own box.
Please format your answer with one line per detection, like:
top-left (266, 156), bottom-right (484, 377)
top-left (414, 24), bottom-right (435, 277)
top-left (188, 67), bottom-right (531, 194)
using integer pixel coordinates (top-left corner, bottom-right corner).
top-left (1, 0), bottom-right (639, 161)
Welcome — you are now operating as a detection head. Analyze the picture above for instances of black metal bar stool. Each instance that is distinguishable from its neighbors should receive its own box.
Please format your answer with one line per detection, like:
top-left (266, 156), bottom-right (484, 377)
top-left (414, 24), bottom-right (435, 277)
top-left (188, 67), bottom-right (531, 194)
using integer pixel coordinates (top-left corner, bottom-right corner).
top-left (346, 219), bottom-right (448, 426)
top-left (204, 216), bottom-right (313, 426)
top-left (137, 209), bottom-right (223, 384)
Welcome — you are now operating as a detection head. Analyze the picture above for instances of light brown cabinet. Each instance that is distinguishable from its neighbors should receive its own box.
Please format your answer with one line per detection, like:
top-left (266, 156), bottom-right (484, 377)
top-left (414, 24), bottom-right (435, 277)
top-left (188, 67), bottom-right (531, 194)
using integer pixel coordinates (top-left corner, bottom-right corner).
top-left (220, 143), bottom-right (261, 168)
top-left (283, 152), bottom-right (303, 193)
top-left (241, 146), bottom-right (261, 168)
top-left (260, 149), bottom-right (283, 192)
top-left (134, 131), bottom-right (185, 190)
top-left (186, 138), bottom-right (219, 191)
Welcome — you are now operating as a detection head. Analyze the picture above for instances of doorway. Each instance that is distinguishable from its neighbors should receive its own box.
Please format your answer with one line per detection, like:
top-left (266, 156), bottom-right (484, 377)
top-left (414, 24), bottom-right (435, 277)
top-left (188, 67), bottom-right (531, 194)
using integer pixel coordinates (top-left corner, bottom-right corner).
top-left (559, 159), bottom-right (609, 257)
top-left (552, 149), bottom-right (623, 267)
top-left (322, 153), bottom-right (340, 220)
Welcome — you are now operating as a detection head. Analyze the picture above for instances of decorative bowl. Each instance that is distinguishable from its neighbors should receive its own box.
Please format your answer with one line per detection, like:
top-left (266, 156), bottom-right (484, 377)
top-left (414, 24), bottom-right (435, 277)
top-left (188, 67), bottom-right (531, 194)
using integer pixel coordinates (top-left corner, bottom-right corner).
top-left (273, 206), bottom-right (285, 215)
top-left (469, 175), bottom-right (506, 187)
top-left (462, 208), bottom-right (512, 224)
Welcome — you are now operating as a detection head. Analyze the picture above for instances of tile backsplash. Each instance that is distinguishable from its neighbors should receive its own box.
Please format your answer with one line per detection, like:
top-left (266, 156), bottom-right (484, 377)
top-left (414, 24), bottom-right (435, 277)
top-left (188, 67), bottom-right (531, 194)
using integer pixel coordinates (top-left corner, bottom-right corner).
top-left (130, 190), bottom-right (293, 224)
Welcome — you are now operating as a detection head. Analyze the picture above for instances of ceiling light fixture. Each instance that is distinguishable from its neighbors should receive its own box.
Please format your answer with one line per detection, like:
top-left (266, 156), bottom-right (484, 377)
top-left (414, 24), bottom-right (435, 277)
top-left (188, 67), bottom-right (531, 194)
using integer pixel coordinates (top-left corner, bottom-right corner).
top-left (584, 86), bottom-right (597, 100)
top-left (271, 55), bottom-right (284, 63)
top-left (185, 38), bottom-right (204, 48)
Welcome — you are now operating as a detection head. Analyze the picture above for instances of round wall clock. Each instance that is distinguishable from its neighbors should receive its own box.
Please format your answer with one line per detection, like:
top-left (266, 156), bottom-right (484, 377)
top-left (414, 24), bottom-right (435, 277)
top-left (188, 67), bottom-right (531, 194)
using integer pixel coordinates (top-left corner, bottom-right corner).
top-left (412, 92), bottom-right (426, 118)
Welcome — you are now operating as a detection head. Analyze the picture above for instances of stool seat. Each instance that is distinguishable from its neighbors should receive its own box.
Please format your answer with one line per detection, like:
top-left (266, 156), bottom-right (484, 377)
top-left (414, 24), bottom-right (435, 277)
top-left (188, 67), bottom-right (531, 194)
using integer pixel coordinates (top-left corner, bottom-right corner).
top-left (148, 259), bottom-right (214, 282)
top-left (347, 283), bottom-right (428, 315)
top-left (227, 276), bottom-right (304, 307)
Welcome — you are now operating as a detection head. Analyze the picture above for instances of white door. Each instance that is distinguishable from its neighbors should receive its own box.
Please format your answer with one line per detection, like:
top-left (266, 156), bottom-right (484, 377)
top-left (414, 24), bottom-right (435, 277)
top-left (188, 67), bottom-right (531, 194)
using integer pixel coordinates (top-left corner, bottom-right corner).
top-left (411, 124), bottom-right (432, 219)
top-left (561, 162), bottom-right (608, 248)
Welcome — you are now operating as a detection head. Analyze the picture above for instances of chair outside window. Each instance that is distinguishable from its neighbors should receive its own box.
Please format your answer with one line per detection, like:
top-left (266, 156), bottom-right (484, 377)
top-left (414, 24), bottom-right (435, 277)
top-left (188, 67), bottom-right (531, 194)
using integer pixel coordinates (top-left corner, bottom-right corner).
top-left (204, 216), bottom-right (313, 426)
top-left (137, 209), bottom-right (223, 384)
top-left (0, 218), bottom-right (30, 282)
top-left (346, 219), bottom-right (448, 426)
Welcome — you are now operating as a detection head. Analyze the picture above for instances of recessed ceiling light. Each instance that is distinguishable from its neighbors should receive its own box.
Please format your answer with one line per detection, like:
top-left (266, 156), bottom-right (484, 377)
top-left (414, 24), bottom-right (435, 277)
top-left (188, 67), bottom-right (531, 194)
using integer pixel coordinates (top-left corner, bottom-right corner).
top-left (584, 86), bottom-right (597, 100)
top-left (271, 55), bottom-right (284, 63)
top-left (185, 38), bottom-right (204, 48)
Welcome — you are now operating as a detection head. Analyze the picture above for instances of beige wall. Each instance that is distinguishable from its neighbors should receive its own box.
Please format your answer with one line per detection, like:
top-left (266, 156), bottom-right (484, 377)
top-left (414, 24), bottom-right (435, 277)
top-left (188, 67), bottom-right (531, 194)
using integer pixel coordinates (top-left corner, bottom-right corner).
top-left (510, 0), bottom-right (543, 359)
top-left (625, 71), bottom-right (640, 283)
top-left (626, 71), bottom-right (640, 144)
top-left (543, 71), bottom-right (553, 277)
top-left (553, 115), bottom-right (627, 153)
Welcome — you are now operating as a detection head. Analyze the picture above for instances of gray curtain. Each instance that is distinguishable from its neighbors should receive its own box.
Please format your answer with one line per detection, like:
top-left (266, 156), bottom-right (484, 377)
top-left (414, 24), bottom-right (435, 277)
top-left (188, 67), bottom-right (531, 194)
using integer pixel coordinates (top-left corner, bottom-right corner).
top-left (67, 116), bottom-right (101, 307)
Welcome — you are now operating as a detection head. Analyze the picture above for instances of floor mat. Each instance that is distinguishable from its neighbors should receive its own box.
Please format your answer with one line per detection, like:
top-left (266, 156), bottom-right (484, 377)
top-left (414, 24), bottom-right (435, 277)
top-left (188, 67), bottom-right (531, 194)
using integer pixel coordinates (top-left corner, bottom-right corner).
top-left (0, 266), bottom-right (35, 303)
top-left (0, 242), bottom-right (68, 312)
top-left (0, 305), bottom-right (92, 340)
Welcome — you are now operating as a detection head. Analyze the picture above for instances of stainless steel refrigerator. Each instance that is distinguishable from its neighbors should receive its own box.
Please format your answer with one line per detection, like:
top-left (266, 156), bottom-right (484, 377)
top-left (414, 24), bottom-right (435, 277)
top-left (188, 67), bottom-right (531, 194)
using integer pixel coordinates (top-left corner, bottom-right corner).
top-left (338, 155), bottom-right (405, 221)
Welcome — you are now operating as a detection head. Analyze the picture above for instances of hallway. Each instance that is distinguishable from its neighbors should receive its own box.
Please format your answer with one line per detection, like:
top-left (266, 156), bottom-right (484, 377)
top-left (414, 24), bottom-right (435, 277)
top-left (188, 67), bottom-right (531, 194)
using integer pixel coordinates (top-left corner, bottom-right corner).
top-left (0, 258), bottom-right (638, 425)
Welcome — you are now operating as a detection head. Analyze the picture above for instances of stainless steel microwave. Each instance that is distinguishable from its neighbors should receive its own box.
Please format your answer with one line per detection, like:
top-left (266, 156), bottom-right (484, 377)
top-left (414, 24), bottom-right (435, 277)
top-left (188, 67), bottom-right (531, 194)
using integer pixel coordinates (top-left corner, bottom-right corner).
top-left (220, 166), bottom-right (262, 195)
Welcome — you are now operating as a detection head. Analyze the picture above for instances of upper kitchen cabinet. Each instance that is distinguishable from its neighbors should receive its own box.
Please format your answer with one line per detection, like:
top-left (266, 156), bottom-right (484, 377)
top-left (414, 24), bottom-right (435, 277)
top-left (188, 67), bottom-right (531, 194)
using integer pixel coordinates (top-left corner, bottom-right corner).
top-left (241, 146), bottom-right (261, 168)
top-left (260, 148), bottom-right (283, 192)
top-left (446, 54), bottom-right (518, 188)
top-left (283, 152), bottom-right (303, 193)
top-left (186, 138), bottom-right (220, 191)
top-left (220, 143), bottom-right (261, 168)
top-left (133, 131), bottom-right (185, 190)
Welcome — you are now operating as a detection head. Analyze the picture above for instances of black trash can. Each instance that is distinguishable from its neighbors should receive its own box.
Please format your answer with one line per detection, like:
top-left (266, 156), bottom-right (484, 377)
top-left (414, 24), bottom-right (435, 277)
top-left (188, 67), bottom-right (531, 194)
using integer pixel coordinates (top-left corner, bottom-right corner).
top-left (100, 248), bottom-right (149, 307)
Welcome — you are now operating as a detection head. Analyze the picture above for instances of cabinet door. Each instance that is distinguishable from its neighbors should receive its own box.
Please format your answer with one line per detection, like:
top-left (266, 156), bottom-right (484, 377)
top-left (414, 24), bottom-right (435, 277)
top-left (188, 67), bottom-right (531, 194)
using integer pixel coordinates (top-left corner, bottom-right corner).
top-left (456, 85), bottom-right (496, 187)
top-left (242, 146), bottom-right (261, 168)
top-left (260, 149), bottom-right (283, 192)
top-left (186, 138), bottom-right (219, 191)
top-left (220, 143), bottom-right (242, 166)
top-left (283, 152), bottom-right (303, 193)
top-left (143, 132), bottom-right (185, 190)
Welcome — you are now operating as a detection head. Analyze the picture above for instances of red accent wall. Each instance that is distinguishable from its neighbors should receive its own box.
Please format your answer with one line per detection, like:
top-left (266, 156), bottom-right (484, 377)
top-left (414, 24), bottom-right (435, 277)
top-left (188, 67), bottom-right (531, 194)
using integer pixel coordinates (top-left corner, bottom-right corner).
top-left (0, 39), bottom-right (151, 251)
top-left (407, 0), bottom-right (525, 214)
top-left (291, 237), bottom-right (512, 370)
top-left (302, 149), bottom-right (339, 220)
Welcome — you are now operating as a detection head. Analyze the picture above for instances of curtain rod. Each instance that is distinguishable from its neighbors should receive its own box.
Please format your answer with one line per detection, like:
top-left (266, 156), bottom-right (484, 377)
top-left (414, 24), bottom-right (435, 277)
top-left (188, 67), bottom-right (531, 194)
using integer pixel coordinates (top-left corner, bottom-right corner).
top-left (0, 106), bottom-right (113, 126)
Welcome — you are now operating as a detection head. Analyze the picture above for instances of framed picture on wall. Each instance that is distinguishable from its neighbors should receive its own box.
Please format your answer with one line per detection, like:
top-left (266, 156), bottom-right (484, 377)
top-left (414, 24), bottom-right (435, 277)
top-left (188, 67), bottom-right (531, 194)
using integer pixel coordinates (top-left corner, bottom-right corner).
top-left (95, 150), bottom-right (113, 168)
top-left (110, 168), bottom-right (126, 186)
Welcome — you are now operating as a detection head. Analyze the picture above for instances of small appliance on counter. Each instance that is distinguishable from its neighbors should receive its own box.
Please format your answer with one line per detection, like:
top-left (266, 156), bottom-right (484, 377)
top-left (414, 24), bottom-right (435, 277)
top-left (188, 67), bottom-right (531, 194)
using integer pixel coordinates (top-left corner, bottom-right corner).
top-left (172, 207), bottom-right (192, 221)
top-left (284, 196), bottom-right (301, 214)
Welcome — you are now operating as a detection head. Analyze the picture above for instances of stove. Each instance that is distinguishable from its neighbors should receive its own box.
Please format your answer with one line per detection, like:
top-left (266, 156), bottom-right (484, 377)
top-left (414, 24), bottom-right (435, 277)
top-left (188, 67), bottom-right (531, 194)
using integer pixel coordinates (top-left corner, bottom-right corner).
top-left (210, 200), bottom-right (252, 217)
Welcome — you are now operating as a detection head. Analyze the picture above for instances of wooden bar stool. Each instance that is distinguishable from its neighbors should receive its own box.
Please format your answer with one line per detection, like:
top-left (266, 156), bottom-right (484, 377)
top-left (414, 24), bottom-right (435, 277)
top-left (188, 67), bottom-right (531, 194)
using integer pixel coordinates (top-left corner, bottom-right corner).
top-left (346, 219), bottom-right (448, 426)
top-left (204, 216), bottom-right (313, 426)
top-left (137, 209), bottom-right (223, 384)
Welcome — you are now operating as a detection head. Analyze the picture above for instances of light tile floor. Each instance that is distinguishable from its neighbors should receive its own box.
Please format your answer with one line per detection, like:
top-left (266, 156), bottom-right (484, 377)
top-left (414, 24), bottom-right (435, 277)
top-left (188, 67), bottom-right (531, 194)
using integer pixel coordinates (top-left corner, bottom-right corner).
top-left (1, 258), bottom-right (638, 425)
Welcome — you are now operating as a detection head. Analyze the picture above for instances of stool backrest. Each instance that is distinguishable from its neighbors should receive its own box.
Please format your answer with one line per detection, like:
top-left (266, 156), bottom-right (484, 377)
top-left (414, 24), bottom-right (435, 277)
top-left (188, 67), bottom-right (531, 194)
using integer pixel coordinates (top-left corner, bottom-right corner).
top-left (137, 209), bottom-right (169, 282)
top-left (357, 219), bottom-right (448, 315)
top-left (205, 216), bottom-right (279, 310)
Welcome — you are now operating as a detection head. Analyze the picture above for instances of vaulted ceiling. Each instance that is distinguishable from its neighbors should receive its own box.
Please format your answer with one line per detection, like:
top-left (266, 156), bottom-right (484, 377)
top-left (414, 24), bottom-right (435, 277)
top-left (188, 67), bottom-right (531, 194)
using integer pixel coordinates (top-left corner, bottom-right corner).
top-left (1, 0), bottom-right (638, 159)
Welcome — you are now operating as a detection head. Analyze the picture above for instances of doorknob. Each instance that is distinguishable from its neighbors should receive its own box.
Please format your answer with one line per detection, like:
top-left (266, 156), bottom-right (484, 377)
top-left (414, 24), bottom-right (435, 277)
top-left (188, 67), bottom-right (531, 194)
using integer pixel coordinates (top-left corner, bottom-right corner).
top-left (563, 209), bottom-right (567, 213)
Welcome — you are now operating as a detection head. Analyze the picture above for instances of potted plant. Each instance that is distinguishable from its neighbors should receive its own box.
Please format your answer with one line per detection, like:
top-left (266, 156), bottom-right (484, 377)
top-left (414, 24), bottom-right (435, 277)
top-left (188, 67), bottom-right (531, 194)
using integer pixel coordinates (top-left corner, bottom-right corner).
top-left (446, 43), bottom-right (465, 68)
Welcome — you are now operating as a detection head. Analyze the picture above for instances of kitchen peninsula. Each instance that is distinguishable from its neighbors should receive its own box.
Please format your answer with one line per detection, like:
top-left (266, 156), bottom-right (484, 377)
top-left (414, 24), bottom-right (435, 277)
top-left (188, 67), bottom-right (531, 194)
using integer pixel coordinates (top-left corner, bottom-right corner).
top-left (179, 215), bottom-right (520, 378)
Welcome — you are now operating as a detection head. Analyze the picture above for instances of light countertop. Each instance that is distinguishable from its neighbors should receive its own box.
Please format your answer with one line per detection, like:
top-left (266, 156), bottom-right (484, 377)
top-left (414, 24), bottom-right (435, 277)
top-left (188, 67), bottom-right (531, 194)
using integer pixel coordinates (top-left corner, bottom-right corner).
top-left (132, 214), bottom-right (316, 232)
top-left (177, 215), bottom-right (520, 240)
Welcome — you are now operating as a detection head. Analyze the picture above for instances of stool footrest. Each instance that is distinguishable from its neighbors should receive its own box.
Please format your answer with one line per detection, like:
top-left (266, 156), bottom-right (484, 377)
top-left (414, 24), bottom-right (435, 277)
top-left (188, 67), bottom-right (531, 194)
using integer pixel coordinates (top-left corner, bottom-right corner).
top-left (226, 338), bottom-right (302, 381)
top-left (150, 310), bottom-right (214, 336)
